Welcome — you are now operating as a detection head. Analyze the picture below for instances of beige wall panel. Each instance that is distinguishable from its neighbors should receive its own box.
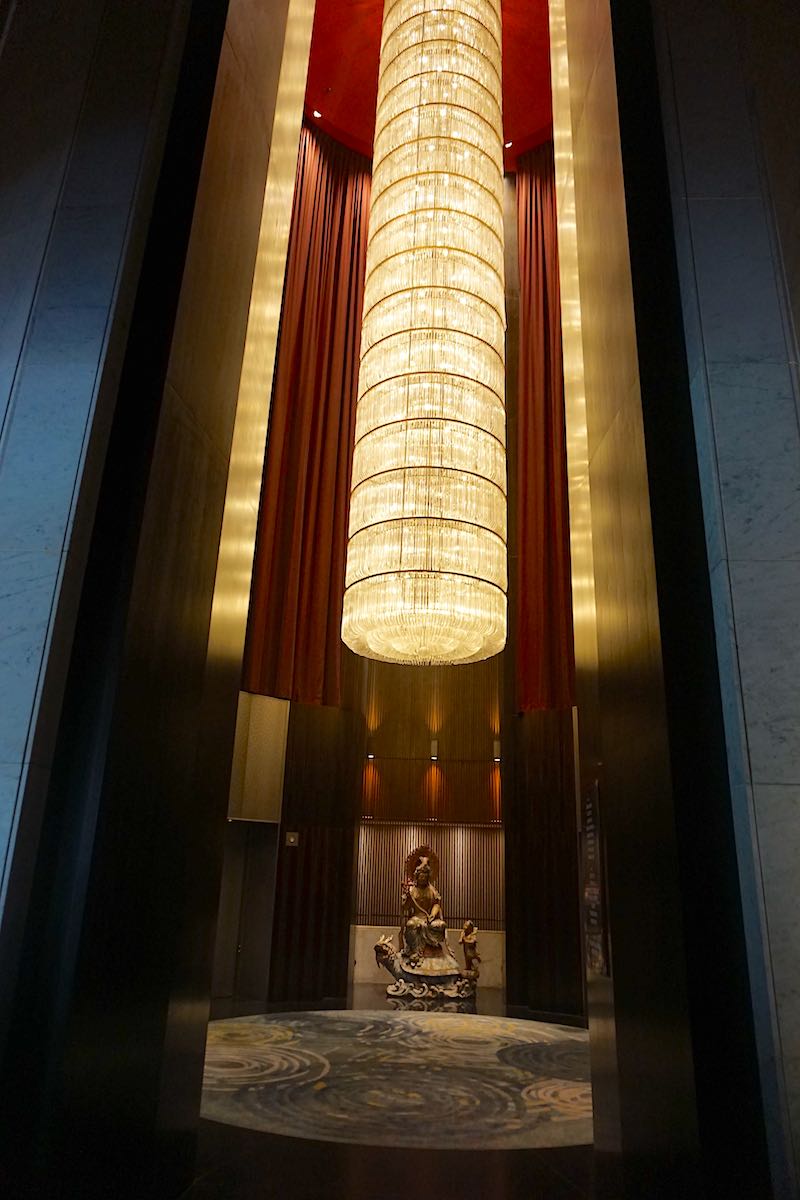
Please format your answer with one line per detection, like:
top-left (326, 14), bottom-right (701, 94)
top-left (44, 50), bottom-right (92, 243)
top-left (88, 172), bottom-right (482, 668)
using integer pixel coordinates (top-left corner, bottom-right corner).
top-left (228, 692), bottom-right (289, 822)
top-left (571, 29), bottom-right (641, 466)
top-left (563, 0), bottom-right (609, 152)
top-left (226, 0), bottom-right (290, 128)
top-left (228, 691), bottom-right (252, 816)
top-left (165, 37), bottom-right (272, 455)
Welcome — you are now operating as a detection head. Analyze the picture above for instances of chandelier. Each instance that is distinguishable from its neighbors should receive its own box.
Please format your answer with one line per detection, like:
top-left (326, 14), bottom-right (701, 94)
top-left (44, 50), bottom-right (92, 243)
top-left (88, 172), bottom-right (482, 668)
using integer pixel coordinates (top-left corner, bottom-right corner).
top-left (341, 0), bottom-right (507, 665)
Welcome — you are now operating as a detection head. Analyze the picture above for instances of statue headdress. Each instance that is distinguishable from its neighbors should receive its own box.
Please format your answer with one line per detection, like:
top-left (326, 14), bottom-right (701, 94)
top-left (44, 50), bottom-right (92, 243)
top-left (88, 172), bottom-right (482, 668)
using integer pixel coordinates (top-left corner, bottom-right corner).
top-left (404, 844), bottom-right (440, 884)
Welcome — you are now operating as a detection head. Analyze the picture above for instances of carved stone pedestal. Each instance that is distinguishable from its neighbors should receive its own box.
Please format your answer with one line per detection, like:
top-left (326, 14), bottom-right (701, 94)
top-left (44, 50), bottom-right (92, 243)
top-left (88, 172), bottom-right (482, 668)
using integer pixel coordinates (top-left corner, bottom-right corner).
top-left (375, 934), bottom-right (478, 1011)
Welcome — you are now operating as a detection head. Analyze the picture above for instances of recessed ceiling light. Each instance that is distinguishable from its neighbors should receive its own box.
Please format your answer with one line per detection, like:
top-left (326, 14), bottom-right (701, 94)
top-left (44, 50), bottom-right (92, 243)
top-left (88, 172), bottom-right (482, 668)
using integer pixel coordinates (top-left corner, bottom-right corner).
top-left (313, 109), bottom-right (322, 119)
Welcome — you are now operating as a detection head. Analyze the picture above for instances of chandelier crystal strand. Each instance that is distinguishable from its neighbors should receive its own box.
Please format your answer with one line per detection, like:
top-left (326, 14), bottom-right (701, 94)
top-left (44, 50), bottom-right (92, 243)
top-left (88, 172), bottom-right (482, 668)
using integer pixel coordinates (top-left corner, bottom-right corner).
top-left (342, 0), bottom-right (507, 665)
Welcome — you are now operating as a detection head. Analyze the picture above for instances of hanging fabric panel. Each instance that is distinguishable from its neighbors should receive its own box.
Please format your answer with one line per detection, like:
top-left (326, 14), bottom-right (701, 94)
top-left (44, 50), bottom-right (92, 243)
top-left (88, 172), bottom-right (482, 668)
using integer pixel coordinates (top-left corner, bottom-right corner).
top-left (242, 124), bottom-right (371, 706)
top-left (516, 142), bottom-right (575, 711)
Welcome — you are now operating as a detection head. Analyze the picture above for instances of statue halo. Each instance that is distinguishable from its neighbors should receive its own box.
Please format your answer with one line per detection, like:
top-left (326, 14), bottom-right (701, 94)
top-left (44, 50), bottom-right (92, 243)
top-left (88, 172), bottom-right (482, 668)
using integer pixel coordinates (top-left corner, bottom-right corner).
top-left (404, 844), bottom-right (440, 884)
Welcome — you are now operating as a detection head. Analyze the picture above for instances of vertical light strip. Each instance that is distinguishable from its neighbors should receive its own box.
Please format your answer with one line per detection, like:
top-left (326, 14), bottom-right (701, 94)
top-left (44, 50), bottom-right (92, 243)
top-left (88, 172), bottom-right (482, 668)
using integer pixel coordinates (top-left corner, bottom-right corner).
top-left (547, 0), bottom-right (600, 727)
top-left (209, 0), bottom-right (314, 649)
top-left (342, 0), bottom-right (507, 666)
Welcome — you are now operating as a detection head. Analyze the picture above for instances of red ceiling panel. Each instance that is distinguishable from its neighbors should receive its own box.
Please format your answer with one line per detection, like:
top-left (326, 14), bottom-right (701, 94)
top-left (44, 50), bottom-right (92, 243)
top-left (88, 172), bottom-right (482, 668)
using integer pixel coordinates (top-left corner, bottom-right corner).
top-left (304, 0), bottom-right (552, 168)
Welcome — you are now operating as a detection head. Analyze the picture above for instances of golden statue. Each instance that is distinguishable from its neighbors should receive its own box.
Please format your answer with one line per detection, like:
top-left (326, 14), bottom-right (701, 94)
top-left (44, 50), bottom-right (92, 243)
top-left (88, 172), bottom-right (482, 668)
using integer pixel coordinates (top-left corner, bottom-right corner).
top-left (459, 920), bottom-right (481, 979)
top-left (401, 855), bottom-right (447, 964)
top-left (374, 845), bottom-right (478, 1004)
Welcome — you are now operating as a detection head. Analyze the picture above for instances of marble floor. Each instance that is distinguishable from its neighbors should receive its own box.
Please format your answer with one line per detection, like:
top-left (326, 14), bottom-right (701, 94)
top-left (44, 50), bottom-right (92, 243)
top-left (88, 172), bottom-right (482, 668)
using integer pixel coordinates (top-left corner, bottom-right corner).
top-left (200, 1010), bottom-right (592, 1151)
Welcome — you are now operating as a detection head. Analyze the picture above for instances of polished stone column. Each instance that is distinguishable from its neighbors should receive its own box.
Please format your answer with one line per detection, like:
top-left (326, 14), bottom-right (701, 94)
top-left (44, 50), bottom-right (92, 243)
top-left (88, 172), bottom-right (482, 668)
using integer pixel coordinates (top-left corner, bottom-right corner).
top-left (654, 0), bottom-right (800, 1193)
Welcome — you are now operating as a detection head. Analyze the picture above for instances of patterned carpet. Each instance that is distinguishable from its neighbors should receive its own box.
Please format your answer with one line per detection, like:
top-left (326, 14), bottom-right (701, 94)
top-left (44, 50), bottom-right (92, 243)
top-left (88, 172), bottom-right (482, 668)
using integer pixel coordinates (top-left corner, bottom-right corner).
top-left (201, 1010), bottom-right (593, 1150)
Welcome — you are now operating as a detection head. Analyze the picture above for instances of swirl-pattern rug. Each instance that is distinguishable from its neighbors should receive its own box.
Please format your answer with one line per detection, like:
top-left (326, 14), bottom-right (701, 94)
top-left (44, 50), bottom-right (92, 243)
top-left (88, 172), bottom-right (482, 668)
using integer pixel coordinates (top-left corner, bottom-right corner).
top-left (201, 1011), bottom-right (592, 1149)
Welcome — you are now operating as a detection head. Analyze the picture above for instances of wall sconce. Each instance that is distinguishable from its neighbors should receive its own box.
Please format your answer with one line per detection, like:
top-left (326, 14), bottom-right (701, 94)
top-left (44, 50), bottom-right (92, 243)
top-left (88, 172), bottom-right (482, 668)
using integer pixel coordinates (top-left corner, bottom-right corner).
top-left (430, 738), bottom-right (439, 762)
top-left (493, 738), bottom-right (501, 763)
top-left (366, 739), bottom-right (375, 760)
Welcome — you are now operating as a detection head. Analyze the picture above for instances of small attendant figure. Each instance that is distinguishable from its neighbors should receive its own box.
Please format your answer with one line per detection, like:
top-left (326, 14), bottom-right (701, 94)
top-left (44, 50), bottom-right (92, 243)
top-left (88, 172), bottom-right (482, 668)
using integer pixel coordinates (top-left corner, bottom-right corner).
top-left (459, 920), bottom-right (481, 979)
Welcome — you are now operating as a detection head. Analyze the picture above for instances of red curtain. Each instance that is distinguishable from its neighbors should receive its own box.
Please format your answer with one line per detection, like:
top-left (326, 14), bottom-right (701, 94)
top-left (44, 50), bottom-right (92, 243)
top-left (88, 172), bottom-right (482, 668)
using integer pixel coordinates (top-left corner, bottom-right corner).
top-left (242, 124), bottom-right (371, 706)
top-left (516, 143), bottom-right (575, 710)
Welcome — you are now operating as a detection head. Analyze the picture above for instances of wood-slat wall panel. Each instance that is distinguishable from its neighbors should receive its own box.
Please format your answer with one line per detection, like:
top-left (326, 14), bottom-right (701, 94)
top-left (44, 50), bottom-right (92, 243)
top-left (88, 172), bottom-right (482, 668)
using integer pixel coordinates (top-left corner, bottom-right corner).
top-left (355, 821), bottom-right (504, 931)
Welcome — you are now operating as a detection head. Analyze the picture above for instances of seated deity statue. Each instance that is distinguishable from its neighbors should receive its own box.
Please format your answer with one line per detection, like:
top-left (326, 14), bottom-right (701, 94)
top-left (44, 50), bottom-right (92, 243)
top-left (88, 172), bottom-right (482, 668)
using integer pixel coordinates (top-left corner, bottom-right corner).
top-left (374, 845), bottom-right (479, 1005)
top-left (401, 856), bottom-right (447, 964)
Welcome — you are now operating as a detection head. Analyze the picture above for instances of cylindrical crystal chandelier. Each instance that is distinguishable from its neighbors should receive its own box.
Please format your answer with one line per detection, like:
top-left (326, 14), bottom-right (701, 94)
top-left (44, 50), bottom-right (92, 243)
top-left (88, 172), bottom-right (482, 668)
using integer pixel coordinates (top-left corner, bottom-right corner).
top-left (342, 0), bottom-right (507, 666)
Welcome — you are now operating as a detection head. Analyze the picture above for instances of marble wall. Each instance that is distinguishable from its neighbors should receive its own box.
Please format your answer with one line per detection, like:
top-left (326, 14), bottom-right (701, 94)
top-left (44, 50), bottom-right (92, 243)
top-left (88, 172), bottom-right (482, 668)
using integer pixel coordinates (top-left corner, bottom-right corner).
top-left (654, 0), bottom-right (800, 1189)
top-left (733, 0), bottom-right (800, 358)
top-left (552, 0), bottom-right (780, 1192)
top-left (0, 0), bottom-right (192, 1005)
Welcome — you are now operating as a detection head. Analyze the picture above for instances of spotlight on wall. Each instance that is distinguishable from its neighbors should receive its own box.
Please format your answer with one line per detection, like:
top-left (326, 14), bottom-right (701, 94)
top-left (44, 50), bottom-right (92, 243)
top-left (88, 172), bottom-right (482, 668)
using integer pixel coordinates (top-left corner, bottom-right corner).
top-left (366, 739), bottom-right (375, 760)
top-left (493, 738), bottom-right (501, 763)
top-left (430, 738), bottom-right (439, 762)
top-left (504, 140), bottom-right (513, 148)
top-left (312, 109), bottom-right (322, 119)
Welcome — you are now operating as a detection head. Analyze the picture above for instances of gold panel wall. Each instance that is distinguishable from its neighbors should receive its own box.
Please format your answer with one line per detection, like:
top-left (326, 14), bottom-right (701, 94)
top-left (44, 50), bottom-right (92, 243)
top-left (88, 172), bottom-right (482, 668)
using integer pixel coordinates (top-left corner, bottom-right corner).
top-left (550, 0), bottom-right (704, 1172)
top-left (361, 656), bottom-right (502, 824)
